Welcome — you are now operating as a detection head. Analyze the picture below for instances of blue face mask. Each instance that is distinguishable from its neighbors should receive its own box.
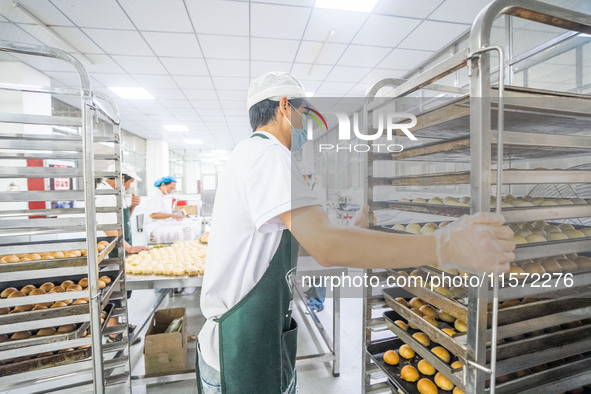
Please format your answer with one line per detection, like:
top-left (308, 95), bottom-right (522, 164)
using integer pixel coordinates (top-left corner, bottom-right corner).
top-left (284, 103), bottom-right (308, 152)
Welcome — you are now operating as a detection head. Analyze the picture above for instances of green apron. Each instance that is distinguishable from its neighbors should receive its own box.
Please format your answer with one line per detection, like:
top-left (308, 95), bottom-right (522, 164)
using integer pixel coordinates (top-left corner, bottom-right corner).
top-left (197, 132), bottom-right (300, 394)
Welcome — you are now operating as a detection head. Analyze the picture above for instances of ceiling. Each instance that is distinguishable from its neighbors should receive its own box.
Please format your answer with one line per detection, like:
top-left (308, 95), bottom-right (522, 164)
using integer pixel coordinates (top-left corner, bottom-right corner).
top-left (0, 0), bottom-right (583, 150)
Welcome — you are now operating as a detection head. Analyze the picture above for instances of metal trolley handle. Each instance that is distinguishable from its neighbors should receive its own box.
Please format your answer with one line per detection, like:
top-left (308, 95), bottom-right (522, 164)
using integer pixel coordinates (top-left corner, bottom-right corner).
top-left (466, 44), bottom-right (505, 394)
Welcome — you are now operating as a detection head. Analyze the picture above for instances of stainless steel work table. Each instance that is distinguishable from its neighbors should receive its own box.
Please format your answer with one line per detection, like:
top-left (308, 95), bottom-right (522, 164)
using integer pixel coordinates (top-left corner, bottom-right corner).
top-left (295, 256), bottom-right (347, 377)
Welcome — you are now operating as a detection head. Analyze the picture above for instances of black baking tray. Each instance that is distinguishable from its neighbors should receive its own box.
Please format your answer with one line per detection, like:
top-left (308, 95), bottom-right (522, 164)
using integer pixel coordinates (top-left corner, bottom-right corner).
top-left (366, 337), bottom-right (456, 394)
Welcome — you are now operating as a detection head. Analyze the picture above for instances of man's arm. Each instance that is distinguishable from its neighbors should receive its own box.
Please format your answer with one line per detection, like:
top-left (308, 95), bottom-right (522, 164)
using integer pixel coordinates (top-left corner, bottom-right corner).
top-left (280, 205), bottom-right (514, 273)
top-left (280, 205), bottom-right (437, 269)
top-left (103, 230), bottom-right (148, 254)
top-left (149, 212), bottom-right (184, 221)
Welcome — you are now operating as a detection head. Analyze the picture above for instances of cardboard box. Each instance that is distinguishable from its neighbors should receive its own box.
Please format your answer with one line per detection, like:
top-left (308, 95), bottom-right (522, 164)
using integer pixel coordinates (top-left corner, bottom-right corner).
top-left (180, 205), bottom-right (197, 216)
top-left (144, 307), bottom-right (187, 375)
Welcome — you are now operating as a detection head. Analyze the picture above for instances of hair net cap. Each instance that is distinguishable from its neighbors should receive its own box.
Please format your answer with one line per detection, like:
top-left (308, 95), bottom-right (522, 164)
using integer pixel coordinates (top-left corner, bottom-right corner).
top-left (107, 163), bottom-right (142, 181)
top-left (247, 72), bottom-right (306, 111)
top-left (154, 176), bottom-right (177, 187)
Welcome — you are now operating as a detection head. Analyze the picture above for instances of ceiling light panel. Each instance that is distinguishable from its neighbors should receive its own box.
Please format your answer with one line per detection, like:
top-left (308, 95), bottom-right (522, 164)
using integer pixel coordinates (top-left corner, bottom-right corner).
top-left (315, 0), bottom-right (380, 13)
top-left (372, 0), bottom-right (442, 19)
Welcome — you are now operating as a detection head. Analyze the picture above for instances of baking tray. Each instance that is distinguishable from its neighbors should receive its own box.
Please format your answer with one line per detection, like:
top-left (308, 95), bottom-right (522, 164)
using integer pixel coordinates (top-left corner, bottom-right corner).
top-left (386, 268), bottom-right (591, 320)
top-left (0, 303), bottom-right (114, 377)
top-left (366, 337), bottom-right (460, 393)
top-left (418, 264), bottom-right (591, 301)
top-left (0, 302), bottom-right (113, 353)
top-left (383, 286), bottom-right (591, 340)
top-left (0, 236), bottom-right (118, 282)
top-left (376, 134), bottom-right (591, 163)
top-left (369, 169), bottom-right (591, 187)
top-left (0, 271), bottom-right (117, 306)
top-left (383, 293), bottom-right (591, 375)
top-left (0, 272), bottom-right (118, 336)
top-left (371, 200), bottom-right (591, 223)
top-left (371, 221), bottom-right (591, 263)
top-left (0, 347), bottom-right (92, 377)
top-left (383, 85), bottom-right (591, 142)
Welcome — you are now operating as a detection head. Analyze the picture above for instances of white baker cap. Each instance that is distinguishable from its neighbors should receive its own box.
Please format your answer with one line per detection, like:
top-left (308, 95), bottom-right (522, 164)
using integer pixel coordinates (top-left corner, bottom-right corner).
top-left (107, 163), bottom-right (142, 181)
top-left (247, 72), bottom-right (306, 111)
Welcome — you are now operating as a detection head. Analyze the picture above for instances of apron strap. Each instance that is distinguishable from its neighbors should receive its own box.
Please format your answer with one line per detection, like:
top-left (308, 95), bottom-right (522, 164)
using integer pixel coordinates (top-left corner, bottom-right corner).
top-left (251, 132), bottom-right (269, 140)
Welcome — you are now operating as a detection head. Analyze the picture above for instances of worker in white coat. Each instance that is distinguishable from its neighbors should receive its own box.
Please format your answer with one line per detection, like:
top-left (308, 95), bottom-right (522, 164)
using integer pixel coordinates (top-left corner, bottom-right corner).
top-left (146, 176), bottom-right (184, 222)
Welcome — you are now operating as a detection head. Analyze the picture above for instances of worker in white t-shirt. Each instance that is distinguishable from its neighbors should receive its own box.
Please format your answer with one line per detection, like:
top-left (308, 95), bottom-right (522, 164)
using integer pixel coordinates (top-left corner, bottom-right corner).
top-left (145, 176), bottom-right (184, 223)
top-left (196, 72), bottom-right (515, 394)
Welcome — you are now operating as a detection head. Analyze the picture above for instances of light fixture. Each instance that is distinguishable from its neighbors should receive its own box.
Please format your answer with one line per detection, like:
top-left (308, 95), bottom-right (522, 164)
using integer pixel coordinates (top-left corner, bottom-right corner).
top-left (315, 0), bottom-right (379, 13)
top-left (108, 87), bottom-right (154, 100)
top-left (306, 91), bottom-right (315, 97)
top-left (164, 125), bottom-right (189, 132)
top-left (184, 139), bottom-right (204, 145)
top-left (12, 1), bottom-right (94, 64)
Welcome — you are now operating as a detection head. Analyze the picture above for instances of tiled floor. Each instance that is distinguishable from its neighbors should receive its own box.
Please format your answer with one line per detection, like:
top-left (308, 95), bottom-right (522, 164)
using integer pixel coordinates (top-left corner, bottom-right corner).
top-left (128, 283), bottom-right (364, 393)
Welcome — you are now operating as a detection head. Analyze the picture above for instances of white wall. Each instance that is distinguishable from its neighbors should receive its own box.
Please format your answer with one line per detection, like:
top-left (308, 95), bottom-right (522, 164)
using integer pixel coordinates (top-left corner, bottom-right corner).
top-left (184, 160), bottom-right (199, 194)
top-left (145, 139), bottom-right (169, 190)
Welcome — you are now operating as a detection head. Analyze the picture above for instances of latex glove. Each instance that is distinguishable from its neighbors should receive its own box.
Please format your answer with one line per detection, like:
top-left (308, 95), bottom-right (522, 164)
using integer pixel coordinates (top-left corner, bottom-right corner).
top-left (171, 214), bottom-right (184, 221)
top-left (433, 212), bottom-right (515, 274)
top-left (308, 298), bottom-right (324, 312)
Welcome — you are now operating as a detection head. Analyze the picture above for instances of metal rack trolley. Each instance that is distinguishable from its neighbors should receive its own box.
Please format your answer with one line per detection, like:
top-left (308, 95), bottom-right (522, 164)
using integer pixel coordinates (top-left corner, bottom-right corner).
top-left (0, 41), bottom-right (131, 392)
top-left (361, 1), bottom-right (591, 393)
